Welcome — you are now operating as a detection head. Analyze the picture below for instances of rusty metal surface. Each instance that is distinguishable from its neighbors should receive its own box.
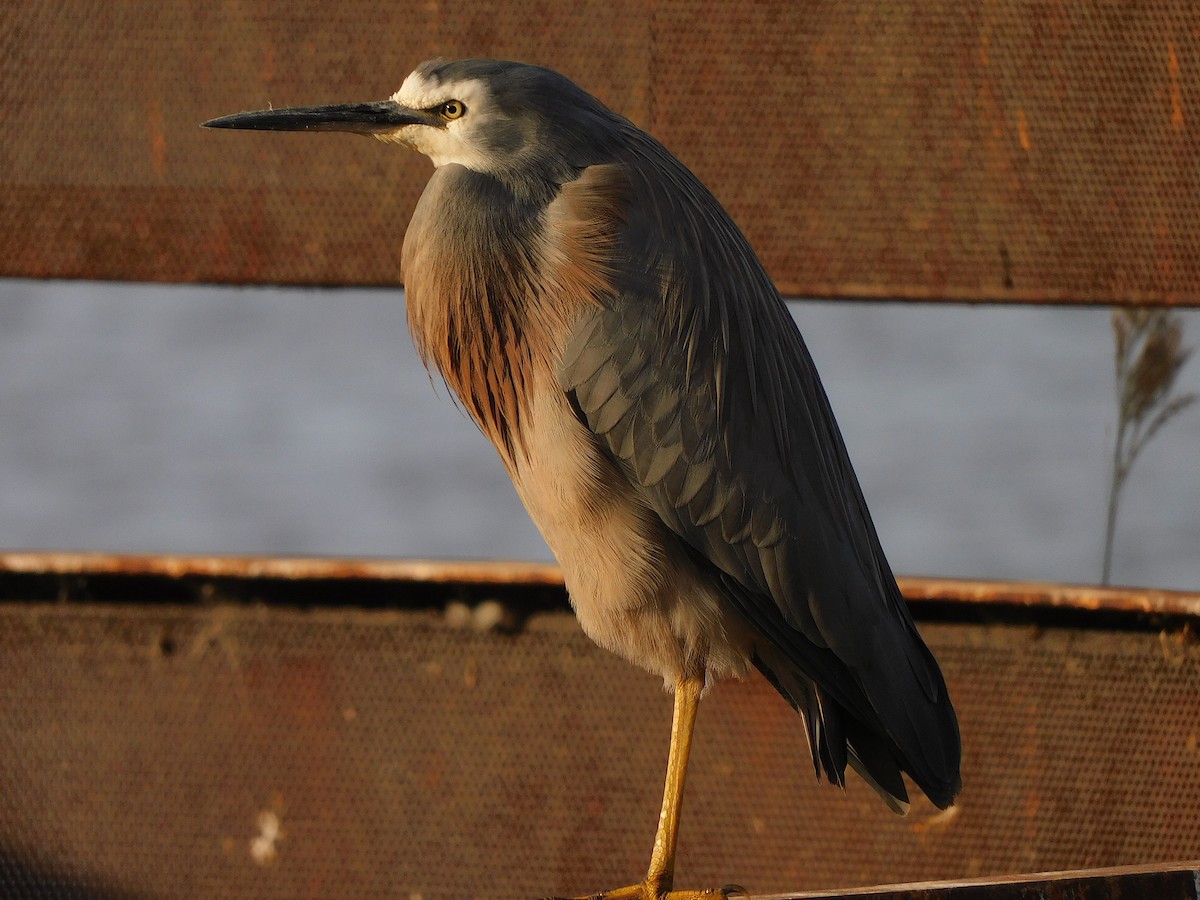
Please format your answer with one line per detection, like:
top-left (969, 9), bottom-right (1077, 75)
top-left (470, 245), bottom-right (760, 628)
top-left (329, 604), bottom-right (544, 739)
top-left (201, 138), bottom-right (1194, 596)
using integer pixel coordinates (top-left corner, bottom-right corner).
top-left (770, 861), bottom-right (1200, 899)
top-left (896, 574), bottom-right (1200, 619)
top-left (3, 1), bottom-right (1198, 304)
top-left (0, 576), bottom-right (1198, 899)
top-left (0, 551), bottom-right (566, 588)
top-left (3, 552), bottom-right (1199, 618)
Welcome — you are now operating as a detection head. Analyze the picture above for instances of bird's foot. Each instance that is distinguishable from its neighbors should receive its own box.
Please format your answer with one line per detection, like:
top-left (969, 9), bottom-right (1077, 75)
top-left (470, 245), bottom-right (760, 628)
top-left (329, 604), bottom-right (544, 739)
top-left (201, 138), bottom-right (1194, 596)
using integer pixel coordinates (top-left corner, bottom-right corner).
top-left (543, 880), bottom-right (747, 900)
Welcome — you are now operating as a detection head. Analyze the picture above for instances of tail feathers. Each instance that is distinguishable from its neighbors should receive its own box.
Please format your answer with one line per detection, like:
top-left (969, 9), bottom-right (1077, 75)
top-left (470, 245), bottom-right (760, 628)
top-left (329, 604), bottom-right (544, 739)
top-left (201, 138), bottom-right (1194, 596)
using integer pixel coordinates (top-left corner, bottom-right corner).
top-left (844, 719), bottom-right (910, 815)
top-left (847, 753), bottom-right (909, 815)
top-left (756, 650), bottom-right (841, 785)
top-left (868, 627), bottom-right (963, 806)
top-left (858, 628), bottom-right (962, 808)
top-left (754, 648), bottom-right (955, 815)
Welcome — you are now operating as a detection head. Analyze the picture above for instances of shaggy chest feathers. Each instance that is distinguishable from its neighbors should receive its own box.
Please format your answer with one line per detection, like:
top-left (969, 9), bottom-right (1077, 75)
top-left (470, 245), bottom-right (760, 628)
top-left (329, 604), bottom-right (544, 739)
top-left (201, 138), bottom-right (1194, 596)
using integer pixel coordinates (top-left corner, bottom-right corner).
top-left (401, 164), bottom-right (624, 468)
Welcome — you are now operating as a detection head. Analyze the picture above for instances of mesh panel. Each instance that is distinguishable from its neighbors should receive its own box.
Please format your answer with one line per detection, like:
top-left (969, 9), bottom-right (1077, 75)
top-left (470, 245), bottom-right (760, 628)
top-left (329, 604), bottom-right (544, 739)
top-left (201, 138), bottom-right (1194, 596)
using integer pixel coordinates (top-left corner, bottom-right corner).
top-left (2, 1), bottom-right (1198, 303)
top-left (1, 598), bottom-right (1197, 899)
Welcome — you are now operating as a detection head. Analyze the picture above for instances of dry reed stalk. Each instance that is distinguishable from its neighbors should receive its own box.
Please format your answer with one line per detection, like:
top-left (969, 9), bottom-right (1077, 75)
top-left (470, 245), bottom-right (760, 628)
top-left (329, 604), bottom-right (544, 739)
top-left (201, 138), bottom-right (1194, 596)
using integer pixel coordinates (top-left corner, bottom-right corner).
top-left (1102, 308), bottom-right (1196, 585)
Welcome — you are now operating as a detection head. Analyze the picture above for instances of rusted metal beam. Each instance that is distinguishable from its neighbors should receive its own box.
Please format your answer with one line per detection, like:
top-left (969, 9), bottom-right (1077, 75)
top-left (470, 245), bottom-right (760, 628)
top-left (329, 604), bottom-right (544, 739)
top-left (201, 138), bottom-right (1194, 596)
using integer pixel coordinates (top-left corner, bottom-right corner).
top-left (755, 860), bottom-right (1200, 899)
top-left (1, 565), bottom-right (1196, 896)
top-left (1, 552), bottom-right (1198, 619)
top-left (897, 574), bottom-right (1200, 619)
top-left (3, 1), bottom-right (1198, 304)
top-left (0, 550), bottom-right (564, 587)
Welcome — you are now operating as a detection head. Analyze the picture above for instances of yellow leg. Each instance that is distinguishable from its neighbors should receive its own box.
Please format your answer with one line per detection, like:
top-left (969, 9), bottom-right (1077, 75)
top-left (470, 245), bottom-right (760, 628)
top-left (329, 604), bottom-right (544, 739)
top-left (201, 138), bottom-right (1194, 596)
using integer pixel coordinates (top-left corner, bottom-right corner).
top-left (548, 675), bottom-right (740, 900)
top-left (645, 673), bottom-right (703, 897)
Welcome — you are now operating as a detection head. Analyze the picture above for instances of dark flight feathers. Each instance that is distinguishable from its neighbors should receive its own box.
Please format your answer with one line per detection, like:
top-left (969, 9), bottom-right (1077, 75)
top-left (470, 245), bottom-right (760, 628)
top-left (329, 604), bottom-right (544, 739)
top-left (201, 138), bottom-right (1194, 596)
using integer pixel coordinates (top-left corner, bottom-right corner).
top-left (559, 127), bottom-right (962, 811)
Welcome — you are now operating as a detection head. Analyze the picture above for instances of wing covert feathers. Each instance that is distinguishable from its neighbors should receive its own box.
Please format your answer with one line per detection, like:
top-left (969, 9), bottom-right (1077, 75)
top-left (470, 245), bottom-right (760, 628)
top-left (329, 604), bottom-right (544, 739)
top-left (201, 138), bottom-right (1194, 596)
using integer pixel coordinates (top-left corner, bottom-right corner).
top-left (559, 128), bottom-right (961, 811)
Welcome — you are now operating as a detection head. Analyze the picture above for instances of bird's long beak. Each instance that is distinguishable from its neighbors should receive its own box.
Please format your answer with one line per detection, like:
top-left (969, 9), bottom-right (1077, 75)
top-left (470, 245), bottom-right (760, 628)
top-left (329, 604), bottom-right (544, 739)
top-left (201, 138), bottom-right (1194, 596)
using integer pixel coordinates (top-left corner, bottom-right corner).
top-left (203, 99), bottom-right (434, 134)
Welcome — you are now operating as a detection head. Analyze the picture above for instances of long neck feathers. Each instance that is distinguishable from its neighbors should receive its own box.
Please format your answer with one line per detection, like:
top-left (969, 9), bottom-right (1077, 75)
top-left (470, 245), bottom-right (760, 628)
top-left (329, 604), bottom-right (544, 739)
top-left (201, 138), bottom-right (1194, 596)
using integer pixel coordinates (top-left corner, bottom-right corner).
top-left (402, 164), bottom-right (624, 469)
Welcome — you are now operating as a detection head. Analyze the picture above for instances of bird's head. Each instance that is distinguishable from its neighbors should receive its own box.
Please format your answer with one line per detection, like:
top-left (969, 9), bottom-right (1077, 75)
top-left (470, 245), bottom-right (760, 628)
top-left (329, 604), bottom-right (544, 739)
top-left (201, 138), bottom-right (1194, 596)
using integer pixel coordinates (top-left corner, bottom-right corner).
top-left (204, 58), bottom-right (622, 185)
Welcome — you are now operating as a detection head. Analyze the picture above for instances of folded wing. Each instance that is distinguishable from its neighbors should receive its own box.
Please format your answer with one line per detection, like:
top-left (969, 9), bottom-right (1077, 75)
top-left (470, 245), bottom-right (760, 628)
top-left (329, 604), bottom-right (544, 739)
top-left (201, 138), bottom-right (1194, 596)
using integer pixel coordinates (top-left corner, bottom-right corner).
top-left (558, 133), bottom-right (961, 809)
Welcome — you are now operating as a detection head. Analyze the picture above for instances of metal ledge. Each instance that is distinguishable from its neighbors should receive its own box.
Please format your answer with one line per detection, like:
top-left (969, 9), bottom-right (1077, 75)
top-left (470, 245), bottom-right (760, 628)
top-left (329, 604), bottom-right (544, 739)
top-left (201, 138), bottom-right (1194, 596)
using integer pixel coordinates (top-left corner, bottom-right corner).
top-left (0, 551), bottom-right (1196, 619)
top-left (760, 860), bottom-right (1200, 899)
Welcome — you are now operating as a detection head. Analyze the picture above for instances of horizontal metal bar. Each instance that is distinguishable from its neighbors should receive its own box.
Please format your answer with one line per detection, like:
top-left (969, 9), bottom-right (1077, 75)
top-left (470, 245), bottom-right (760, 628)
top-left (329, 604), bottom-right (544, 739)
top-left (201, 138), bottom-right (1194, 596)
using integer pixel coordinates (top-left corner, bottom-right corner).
top-left (0, 552), bottom-right (1197, 618)
top-left (755, 860), bottom-right (1200, 899)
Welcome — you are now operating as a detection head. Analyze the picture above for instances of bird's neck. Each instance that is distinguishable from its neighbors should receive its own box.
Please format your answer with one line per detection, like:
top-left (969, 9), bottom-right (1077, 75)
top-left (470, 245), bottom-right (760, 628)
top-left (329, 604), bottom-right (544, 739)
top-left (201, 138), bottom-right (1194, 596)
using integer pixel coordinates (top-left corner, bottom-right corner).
top-left (401, 166), bottom-right (577, 469)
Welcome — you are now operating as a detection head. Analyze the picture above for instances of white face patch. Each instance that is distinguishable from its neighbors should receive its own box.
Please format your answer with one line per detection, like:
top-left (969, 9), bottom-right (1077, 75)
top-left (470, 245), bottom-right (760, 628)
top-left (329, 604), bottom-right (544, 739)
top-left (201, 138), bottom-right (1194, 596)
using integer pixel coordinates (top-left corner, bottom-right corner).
top-left (380, 71), bottom-right (496, 172)
top-left (390, 69), bottom-right (464, 111)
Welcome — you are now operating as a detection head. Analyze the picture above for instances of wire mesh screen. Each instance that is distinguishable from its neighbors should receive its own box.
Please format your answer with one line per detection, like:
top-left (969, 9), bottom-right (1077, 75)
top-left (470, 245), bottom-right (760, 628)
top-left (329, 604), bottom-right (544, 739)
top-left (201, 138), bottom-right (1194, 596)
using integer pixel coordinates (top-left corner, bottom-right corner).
top-left (1, 590), bottom-right (1197, 899)
top-left (2, 1), bottom-right (1198, 303)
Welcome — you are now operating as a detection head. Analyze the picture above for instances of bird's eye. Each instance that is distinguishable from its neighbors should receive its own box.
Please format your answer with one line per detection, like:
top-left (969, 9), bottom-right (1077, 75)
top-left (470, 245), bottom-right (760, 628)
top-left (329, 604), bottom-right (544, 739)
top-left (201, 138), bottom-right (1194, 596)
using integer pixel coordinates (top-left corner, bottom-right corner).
top-left (440, 100), bottom-right (465, 120)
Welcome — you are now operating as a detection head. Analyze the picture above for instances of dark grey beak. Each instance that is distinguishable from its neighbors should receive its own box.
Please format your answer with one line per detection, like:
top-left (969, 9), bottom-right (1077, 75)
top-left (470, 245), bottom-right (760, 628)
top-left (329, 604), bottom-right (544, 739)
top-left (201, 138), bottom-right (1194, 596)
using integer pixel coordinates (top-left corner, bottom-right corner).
top-left (203, 99), bottom-right (434, 133)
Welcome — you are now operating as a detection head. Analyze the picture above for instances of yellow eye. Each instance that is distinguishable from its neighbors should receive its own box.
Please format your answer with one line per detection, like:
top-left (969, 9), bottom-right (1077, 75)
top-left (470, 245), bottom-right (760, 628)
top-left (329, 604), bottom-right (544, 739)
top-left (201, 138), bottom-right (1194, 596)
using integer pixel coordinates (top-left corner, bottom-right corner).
top-left (440, 100), bottom-right (465, 120)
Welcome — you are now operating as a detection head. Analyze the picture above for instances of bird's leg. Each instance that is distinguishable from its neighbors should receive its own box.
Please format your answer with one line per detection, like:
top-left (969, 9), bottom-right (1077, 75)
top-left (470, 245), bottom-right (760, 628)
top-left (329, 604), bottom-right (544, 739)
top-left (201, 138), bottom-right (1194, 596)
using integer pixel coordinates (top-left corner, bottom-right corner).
top-left (644, 673), bottom-right (703, 898)
top-left (549, 674), bottom-right (734, 900)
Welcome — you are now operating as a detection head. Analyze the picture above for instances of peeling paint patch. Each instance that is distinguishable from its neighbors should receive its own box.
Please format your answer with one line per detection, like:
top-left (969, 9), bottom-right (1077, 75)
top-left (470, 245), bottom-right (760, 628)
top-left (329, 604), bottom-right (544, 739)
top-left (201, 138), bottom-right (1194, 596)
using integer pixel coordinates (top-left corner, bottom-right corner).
top-left (250, 809), bottom-right (282, 865)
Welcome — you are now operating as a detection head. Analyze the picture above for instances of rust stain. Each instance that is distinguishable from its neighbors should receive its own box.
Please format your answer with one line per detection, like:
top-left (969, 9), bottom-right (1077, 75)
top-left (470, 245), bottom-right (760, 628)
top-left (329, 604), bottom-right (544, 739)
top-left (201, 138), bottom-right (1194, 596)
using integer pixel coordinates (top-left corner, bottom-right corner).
top-left (148, 98), bottom-right (166, 179)
top-left (1158, 219), bottom-right (1174, 281)
top-left (1169, 41), bottom-right (1184, 131)
top-left (1016, 108), bottom-right (1031, 151)
top-left (1022, 705), bottom-right (1040, 846)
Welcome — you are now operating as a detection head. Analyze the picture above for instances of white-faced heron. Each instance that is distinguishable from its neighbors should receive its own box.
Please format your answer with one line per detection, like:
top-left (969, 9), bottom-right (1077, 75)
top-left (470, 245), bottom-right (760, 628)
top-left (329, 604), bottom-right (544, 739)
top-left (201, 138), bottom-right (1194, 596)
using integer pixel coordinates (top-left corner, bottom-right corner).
top-left (206, 58), bottom-right (961, 900)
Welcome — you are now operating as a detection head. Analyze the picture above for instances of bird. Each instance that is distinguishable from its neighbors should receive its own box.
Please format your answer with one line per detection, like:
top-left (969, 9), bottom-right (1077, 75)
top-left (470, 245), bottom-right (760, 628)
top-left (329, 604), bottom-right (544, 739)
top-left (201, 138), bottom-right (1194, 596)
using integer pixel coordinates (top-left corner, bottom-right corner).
top-left (205, 58), bottom-right (961, 900)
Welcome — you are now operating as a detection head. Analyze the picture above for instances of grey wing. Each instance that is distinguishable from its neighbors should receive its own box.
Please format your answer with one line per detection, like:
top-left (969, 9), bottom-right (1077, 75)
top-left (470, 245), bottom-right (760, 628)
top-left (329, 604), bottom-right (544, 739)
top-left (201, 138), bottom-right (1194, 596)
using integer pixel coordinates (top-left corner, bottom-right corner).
top-left (559, 138), bottom-right (961, 809)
